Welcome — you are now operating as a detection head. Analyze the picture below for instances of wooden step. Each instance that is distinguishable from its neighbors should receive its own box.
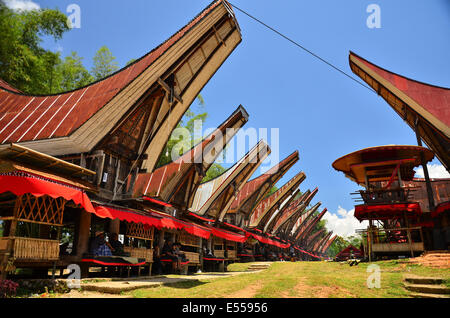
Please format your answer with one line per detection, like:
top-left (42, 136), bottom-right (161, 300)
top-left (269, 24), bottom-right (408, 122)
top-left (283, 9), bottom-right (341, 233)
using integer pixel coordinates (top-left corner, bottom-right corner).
top-left (404, 283), bottom-right (450, 295)
top-left (410, 292), bottom-right (450, 299)
top-left (404, 276), bottom-right (445, 285)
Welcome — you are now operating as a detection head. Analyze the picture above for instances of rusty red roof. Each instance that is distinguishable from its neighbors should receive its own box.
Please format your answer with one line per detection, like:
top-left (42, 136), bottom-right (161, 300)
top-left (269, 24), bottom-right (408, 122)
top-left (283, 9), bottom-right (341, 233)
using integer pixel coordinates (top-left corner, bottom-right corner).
top-left (350, 52), bottom-right (450, 129)
top-left (349, 52), bottom-right (450, 171)
top-left (0, 0), bottom-right (224, 145)
top-left (0, 79), bottom-right (22, 93)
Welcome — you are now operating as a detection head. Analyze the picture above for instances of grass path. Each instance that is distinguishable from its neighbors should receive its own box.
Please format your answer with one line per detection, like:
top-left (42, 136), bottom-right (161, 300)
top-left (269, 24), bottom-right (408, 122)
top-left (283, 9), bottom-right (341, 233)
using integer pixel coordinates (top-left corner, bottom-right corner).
top-left (130, 260), bottom-right (450, 298)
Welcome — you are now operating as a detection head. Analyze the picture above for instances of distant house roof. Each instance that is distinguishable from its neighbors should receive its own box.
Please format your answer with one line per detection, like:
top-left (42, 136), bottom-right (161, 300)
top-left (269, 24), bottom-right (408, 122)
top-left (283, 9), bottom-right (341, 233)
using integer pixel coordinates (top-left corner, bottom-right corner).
top-left (349, 51), bottom-right (450, 171)
top-left (335, 245), bottom-right (363, 259)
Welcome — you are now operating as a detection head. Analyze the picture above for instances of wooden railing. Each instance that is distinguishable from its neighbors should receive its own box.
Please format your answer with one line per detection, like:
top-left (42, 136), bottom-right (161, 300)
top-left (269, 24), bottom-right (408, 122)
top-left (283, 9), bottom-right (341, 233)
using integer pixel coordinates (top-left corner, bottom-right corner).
top-left (179, 233), bottom-right (200, 247)
top-left (2, 237), bottom-right (60, 260)
top-left (355, 188), bottom-right (413, 204)
top-left (184, 252), bottom-right (200, 264)
top-left (123, 247), bottom-right (153, 263)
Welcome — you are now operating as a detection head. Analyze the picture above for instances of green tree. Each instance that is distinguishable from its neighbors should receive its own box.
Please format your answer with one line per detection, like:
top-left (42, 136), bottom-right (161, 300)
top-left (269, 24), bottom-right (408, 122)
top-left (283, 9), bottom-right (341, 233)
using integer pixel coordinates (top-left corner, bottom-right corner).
top-left (91, 45), bottom-right (119, 80)
top-left (0, 3), bottom-right (70, 94)
top-left (54, 51), bottom-right (93, 92)
top-left (202, 163), bottom-right (227, 182)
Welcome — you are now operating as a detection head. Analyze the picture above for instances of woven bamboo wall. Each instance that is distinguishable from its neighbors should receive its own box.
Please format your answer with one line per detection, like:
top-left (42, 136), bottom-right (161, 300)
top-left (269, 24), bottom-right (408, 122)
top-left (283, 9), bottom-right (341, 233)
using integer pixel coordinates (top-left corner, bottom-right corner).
top-left (13, 237), bottom-right (59, 260)
top-left (123, 247), bottom-right (153, 262)
top-left (184, 251), bottom-right (200, 264)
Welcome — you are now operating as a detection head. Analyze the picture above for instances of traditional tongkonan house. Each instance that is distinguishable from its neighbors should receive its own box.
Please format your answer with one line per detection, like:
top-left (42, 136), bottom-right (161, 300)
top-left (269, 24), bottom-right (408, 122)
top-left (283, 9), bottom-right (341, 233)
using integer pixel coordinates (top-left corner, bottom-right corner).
top-left (332, 145), bottom-right (438, 260)
top-left (271, 188), bottom-right (319, 239)
top-left (334, 244), bottom-right (363, 262)
top-left (248, 171), bottom-right (306, 232)
top-left (294, 208), bottom-right (328, 246)
top-left (319, 234), bottom-right (338, 258)
top-left (290, 203), bottom-right (323, 241)
top-left (118, 105), bottom-right (249, 272)
top-left (242, 171), bottom-right (306, 259)
top-left (188, 140), bottom-right (270, 268)
top-left (349, 52), bottom-right (450, 250)
top-left (305, 228), bottom-right (327, 251)
top-left (224, 151), bottom-right (299, 228)
top-left (0, 0), bottom-right (243, 278)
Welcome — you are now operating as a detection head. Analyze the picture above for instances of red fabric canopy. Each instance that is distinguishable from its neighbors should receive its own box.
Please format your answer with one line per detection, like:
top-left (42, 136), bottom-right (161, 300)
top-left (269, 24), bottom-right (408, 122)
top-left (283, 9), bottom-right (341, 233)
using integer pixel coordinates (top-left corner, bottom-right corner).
top-left (248, 233), bottom-right (290, 249)
top-left (294, 246), bottom-right (321, 259)
top-left (94, 205), bottom-right (211, 239)
top-left (183, 223), bottom-right (211, 240)
top-left (0, 171), bottom-right (95, 213)
top-left (210, 227), bottom-right (249, 243)
top-left (93, 205), bottom-right (162, 228)
top-left (355, 203), bottom-right (421, 221)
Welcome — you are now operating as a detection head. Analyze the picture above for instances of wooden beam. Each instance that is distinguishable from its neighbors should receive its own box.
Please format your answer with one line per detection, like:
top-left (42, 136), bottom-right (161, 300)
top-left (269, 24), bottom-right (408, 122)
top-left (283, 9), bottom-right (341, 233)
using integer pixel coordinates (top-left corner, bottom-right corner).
top-left (157, 78), bottom-right (183, 104)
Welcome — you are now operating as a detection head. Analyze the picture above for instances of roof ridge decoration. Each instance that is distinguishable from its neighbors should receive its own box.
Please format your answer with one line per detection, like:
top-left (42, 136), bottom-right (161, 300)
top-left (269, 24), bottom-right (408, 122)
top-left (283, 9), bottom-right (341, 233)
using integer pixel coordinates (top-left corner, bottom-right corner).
top-left (130, 105), bottom-right (248, 208)
top-left (349, 51), bottom-right (450, 171)
top-left (227, 150), bottom-right (299, 217)
top-left (248, 170), bottom-right (306, 229)
top-left (189, 139), bottom-right (271, 220)
top-left (0, 0), bottom-right (242, 170)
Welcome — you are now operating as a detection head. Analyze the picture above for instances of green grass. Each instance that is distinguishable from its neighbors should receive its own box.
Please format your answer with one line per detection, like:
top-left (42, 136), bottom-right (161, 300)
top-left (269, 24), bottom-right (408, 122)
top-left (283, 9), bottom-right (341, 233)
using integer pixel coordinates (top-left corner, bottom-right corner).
top-left (129, 261), bottom-right (450, 298)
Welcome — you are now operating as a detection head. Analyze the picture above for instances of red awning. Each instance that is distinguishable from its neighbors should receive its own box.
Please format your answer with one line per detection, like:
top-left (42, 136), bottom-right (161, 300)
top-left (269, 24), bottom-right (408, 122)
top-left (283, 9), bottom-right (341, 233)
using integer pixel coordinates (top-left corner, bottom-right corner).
top-left (210, 227), bottom-right (249, 243)
top-left (93, 205), bottom-right (162, 228)
top-left (0, 171), bottom-right (95, 213)
top-left (294, 246), bottom-right (321, 259)
top-left (93, 205), bottom-right (211, 239)
top-left (354, 203), bottom-right (421, 221)
top-left (183, 223), bottom-right (211, 240)
top-left (248, 233), bottom-right (290, 249)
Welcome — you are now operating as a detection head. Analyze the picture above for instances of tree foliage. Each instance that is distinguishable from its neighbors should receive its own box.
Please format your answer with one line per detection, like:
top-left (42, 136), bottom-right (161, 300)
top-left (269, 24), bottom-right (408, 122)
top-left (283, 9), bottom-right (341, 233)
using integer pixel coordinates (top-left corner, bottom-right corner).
top-left (91, 45), bottom-right (119, 81)
top-left (54, 51), bottom-right (93, 92)
top-left (0, 3), bottom-right (70, 94)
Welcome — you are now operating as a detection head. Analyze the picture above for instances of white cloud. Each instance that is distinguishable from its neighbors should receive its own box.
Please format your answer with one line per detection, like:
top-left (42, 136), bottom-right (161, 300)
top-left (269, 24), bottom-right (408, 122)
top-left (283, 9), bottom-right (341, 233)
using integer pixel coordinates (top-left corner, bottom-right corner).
top-left (415, 164), bottom-right (450, 179)
top-left (4, 0), bottom-right (40, 11)
top-left (323, 206), bottom-right (368, 238)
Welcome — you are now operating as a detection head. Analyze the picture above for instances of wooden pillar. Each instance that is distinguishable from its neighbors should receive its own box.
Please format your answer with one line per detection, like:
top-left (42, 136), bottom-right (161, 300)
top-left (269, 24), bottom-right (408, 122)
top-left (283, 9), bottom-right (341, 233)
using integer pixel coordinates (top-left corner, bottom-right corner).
top-left (75, 210), bottom-right (91, 257)
top-left (404, 213), bottom-right (414, 258)
top-left (368, 221), bottom-right (373, 262)
top-left (414, 119), bottom-right (435, 211)
top-left (1, 198), bottom-right (20, 279)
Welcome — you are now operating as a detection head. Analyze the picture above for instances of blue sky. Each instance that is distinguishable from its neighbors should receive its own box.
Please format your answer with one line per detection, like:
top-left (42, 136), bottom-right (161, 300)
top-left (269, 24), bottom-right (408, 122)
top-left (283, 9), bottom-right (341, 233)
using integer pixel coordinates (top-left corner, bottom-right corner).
top-left (7, 0), bottom-right (450, 236)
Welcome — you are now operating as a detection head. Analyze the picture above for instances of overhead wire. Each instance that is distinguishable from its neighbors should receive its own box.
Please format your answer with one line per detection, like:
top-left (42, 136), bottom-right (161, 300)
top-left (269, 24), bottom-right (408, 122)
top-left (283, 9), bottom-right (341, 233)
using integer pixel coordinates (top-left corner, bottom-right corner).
top-left (227, 1), bottom-right (376, 93)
